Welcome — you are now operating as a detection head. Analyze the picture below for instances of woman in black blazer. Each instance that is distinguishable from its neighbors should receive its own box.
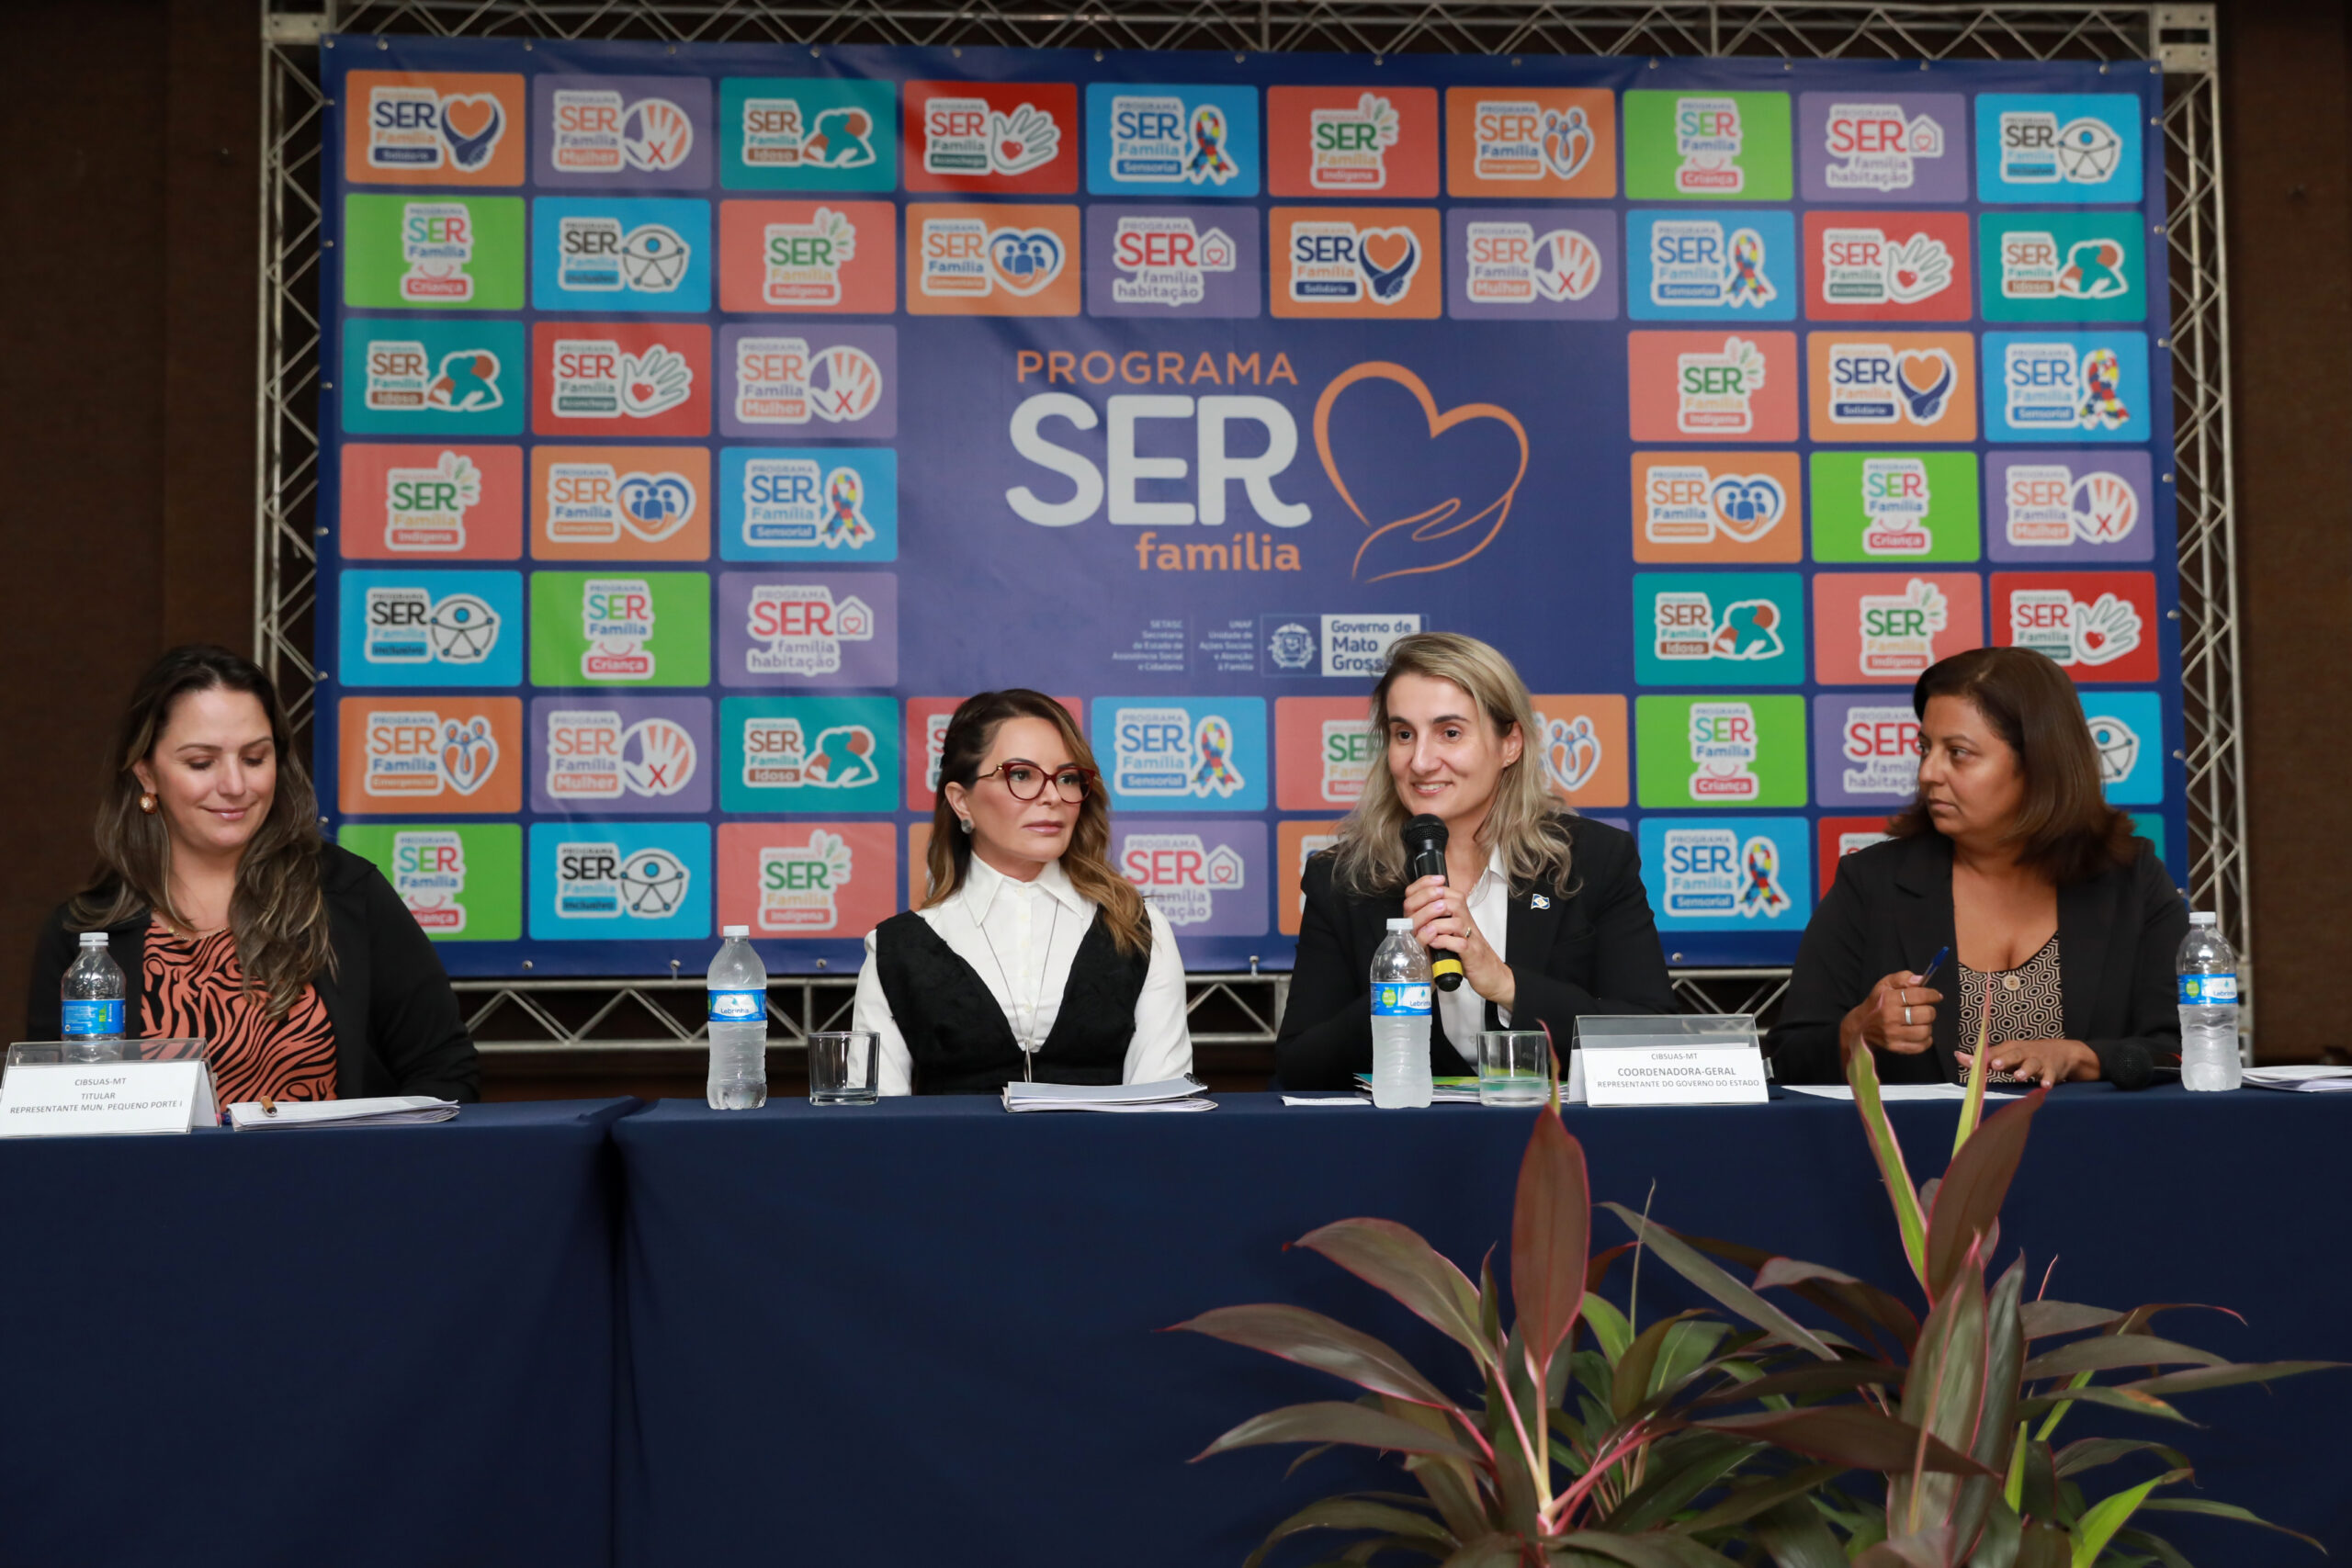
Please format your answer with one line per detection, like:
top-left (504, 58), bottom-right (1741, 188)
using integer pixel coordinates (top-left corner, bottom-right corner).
top-left (1277, 634), bottom-right (1675, 1089)
top-left (25, 645), bottom-right (477, 1102)
top-left (1770, 647), bottom-right (2186, 1089)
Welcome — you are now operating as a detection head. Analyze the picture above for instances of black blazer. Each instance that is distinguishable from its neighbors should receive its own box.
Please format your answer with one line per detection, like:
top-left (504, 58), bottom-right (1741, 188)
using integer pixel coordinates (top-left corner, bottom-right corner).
top-left (26, 843), bottom-right (481, 1101)
top-left (1767, 831), bottom-right (2186, 1089)
top-left (1276, 816), bottom-right (1677, 1089)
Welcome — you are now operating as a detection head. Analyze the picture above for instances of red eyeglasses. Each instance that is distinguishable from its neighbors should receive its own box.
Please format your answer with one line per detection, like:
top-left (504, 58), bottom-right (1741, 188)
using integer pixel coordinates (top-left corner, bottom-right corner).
top-left (975, 760), bottom-right (1096, 803)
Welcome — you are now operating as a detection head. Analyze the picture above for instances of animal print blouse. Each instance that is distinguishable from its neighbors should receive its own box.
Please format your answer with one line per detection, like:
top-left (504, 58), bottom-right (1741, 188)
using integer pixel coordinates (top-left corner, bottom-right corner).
top-left (141, 916), bottom-right (335, 1104)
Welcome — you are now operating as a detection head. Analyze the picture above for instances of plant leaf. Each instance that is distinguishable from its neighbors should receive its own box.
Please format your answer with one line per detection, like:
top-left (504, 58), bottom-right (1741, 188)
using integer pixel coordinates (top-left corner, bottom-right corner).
top-left (2013, 1385), bottom-right (2188, 1426)
top-left (2051, 1438), bottom-right (2190, 1480)
top-left (2015, 1519), bottom-right (2071, 1568)
top-left (1693, 1405), bottom-right (1995, 1476)
top-left (2068, 1472), bottom-right (2171, 1567)
top-left (1195, 1400), bottom-right (1480, 1462)
top-left (2109, 1527), bottom-right (2198, 1568)
top-left (1442, 1535), bottom-right (1527, 1568)
top-left (1613, 1310), bottom-right (1710, 1421)
top-left (2018, 1334), bottom-right (2226, 1382)
top-left (2017, 1301), bottom-right (2123, 1339)
top-left (1515, 1103), bottom-right (1590, 1371)
top-left (1953, 1000), bottom-right (1991, 1155)
top-left (2118, 1359), bottom-right (2343, 1395)
top-left (1690, 1359), bottom-right (1907, 1408)
top-left (1891, 1242), bottom-right (1989, 1537)
top-left (2138, 1496), bottom-right (2327, 1551)
top-left (1925, 1089), bottom-right (2044, 1302)
top-left (1544, 1533), bottom-right (1737, 1568)
top-left (1750, 1495), bottom-right (1849, 1568)
top-left (1584, 1294), bottom-right (1634, 1365)
top-left (1845, 1044), bottom-right (1929, 1293)
top-left (1596, 1431), bottom-right (1758, 1532)
top-left (1600, 1204), bottom-right (1838, 1362)
top-left (1241, 1496), bottom-right (1458, 1568)
top-left (1297, 1218), bottom-right (1491, 1367)
top-left (1754, 1257), bottom-right (1922, 1355)
top-left (1175, 1303), bottom-right (1459, 1409)
top-left (1679, 1462), bottom-right (1846, 1532)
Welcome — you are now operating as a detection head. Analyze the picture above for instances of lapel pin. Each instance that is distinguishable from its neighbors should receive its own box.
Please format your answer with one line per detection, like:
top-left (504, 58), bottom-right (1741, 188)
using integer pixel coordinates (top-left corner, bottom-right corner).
top-left (1531, 894), bottom-right (1551, 910)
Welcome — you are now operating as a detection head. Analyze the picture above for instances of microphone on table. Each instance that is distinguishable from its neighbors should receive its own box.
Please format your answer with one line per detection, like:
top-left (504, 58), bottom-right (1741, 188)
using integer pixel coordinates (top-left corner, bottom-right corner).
top-left (1400, 814), bottom-right (1464, 993)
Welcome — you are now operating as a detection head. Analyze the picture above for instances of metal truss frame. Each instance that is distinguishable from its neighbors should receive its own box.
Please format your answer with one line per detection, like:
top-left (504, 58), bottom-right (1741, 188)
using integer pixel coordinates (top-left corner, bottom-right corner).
top-left (256, 1), bottom-right (2243, 1053)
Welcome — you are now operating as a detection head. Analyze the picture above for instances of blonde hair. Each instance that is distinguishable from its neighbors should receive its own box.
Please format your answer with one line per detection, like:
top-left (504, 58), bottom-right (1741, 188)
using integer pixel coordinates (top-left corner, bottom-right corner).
top-left (1327, 633), bottom-right (1575, 897)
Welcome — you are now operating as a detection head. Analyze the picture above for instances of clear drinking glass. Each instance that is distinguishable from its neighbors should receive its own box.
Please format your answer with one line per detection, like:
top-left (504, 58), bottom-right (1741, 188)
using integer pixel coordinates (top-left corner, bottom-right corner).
top-left (1477, 1031), bottom-right (1551, 1107)
top-left (807, 1031), bottom-right (879, 1105)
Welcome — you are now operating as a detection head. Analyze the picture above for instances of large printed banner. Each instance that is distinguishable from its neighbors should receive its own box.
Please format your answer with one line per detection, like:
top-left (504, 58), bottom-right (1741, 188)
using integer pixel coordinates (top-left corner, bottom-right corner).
top-left (321, 39), bottom-right (2178, 976)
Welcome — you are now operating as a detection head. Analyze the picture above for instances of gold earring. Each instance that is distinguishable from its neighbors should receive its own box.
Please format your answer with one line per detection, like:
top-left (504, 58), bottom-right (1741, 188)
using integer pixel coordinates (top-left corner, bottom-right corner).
top-left (139, 794), bottom-right (158, 815)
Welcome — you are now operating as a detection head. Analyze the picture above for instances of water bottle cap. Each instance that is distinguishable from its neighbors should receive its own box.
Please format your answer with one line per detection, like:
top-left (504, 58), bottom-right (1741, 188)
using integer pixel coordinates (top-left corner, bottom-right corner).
top-left (2189, 911), bottom-right (2216, 927)
top-left (78, 931), bottom-right (108, 946)
top-left (721, 924), bottom-right (750, 939)
top-left (1385, 917), bottom-right (1412, 932)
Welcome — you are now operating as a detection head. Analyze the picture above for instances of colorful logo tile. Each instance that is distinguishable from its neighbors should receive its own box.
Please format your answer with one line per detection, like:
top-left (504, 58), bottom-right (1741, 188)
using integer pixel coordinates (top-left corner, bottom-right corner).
top-left (1274, 696), bottom-right (1379, 811)
top-left (1812, 571), bottom-right (1986, 684)
top-left (1623, 91), bottom-right (1792, 201)
top-left (1982, 332), bottom-right (2151, 443)
top-left (1635, 694), bottom-right (1805, 807)
top-left (717, 821), bottom-right (897, 939)
top-left (1085, 206), bottom-right (1262, 318)
top-left (530, 822), bottom-right (710, 939)
top-left (1625, 332), bottom-right (1800, 442)
top-left (719, 447), bottom-right (897, 562)
top-left (1270, 207), bottom-right (1442, 319)
top-left (718, 323), bottom-right (896, 439)
top-left (1266, 86), bottom-right (1438, 197)
top-left (1627, 210), bottom-right (1796, 321)
top-left (1092, 697), bottom-right (1268, 812)
top-left (1085, 84), bottom-right (1261, 196)
top-left (1630, 452), bottom-right (1803, 564)
top-left (527, 570), bottom-right (711, 688)
top-left (531, 695), bottom-right (712, 815)
top-left (1529, 694), bottom-right (1631, 808)
top-left (719, 695), bottom-right (899, 815)
top-left (1979, 213), bottom-right (2147, 323)
top-left (1976, 93), bottom-right (2143, 204)
top-left (1641, 816), bottom-right (1812, 931)
top-left (534, 74), bottom-right (713, 189)
top-left (1984, 450), bottom-right (2154, 563)
top-left (717, 198), bottom-right (894, 313)
top-left (1812, 694), bottom-right (1923, 807)
top-left (1276, 820), bottom-right (1346, 936)
top-left (529, 446), bottom-right (711, 562)
top-left (1807, 331), bottom-right (1978, 442)
top-left (336, 696), bottom-right (523, 815)
top-left (531, 197), bottom-right (711, 312)
top-left (1443, 87), bottom-right (1615, 197)
top-left (1991, 570), bottom-right (2160, 682)
top-left (340, 569), bottom-right (523, 687)
top-left (345, 195), bottom-right (525, 310)
top-left (1818, 817), bottom-right (1895, 890)
top-left (532, 321), bottom-right (709, 437)
top-left (903, 81), bottom-right (1080, 195)
top-left (1798, 92), bottom-right (1968, 203)
top-left (343, 319), bottom-right (526, 437)
top-left (2080, 690), bottom-right (2164, 805)
top-left (1633, 571), bottom-right (1807, 686)
top-left (1445, 209), bottom-right (1616, 320)
top-left (718, 78), bottom-right (897, 191)
top-left (338, 822), bottom-right (522, 941)
top-left (1807, 451), bottom-right (1981, 563)
top-left (1802, 210), bottom-right (1971, 321)
top-left (345, 72), bottom-right (526, 187)
top-left (905, 203), bottom-right (1081, 316)
top-left (1115, 819), bottom-right (1267, 934)
top-left (338, 444), bottom-right (523, 560)
top-left (718, 570), bottom-right (898, 689)
top-left (906, 822), bottom-right (933, 908)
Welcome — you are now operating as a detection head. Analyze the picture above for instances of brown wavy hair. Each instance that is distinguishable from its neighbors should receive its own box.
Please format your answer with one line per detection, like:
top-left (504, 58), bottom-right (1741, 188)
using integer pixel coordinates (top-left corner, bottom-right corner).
top-left (923, 690), bottom-right (1152, 957)
top-left (67, 646), bottom-right (332, 1018)
top-left (1889, 646), bottom-right (2137, 883)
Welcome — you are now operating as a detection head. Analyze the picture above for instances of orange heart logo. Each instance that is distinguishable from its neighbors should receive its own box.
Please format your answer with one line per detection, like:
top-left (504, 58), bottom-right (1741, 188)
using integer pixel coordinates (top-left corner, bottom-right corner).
top-left (1358, 230), bottom-right (1413, 274)
top-left (441, 95), bottom-right (499, 141)
top-left (1314, 363), bottom-right (1528, 582)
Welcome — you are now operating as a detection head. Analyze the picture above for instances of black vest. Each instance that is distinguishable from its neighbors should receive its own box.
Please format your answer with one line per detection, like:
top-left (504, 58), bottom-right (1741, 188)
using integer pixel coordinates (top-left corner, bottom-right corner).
top-left (871, 907), bottom-right (1150, 1095)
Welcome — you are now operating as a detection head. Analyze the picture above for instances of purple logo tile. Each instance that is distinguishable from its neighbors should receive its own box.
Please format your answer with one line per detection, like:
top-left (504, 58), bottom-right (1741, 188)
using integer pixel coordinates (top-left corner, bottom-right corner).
top-left (1445, 209), bottom-right (1618, 321)
top-left (1813, 694), bottom-right (1923, 808)
top-left (1085, 206), bottom-right (1262, 318)
top-left (534, 75), bottom-right (714, 189)
top-left (1114, 818), bottom-right (1268, 936)
top-left (1984, 450), bottom-right (2155, 564)
top-left (718, 570), bottom-right (898, 689)
top-left (1799, 93), bottom-right (1969, 203)
top-left (529, 695), bottom-right (713, 815)
top-left (718, 323), bottom-right (897, 442)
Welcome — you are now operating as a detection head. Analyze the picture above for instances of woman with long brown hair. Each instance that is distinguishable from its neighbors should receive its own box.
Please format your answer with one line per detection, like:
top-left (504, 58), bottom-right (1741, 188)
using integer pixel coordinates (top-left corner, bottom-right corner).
top-left (26, 645), bottom-right (477, 1102)
top-left (850, 689), bottom-right (1190, 1095)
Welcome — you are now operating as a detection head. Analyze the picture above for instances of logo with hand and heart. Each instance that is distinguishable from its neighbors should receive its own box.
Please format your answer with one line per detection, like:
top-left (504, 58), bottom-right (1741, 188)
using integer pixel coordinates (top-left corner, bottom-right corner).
top-left (1539, 712), bottom-right (1602, 794)
top-left (1352, 228), bottom-right (1422, 304)
top-left (436, 94), bottom-right (506, 172)
top-left (1895, 347), bottom-right (1957, 423)
top-left (987, 227), bottom-right (1067, 296)
top-left (1314, 362), bottom-right (1528, 582)
top-left (1707, 474), bottom-right (1786, 542)
top-left (437, 716), bottom-right (500, 796)
top-left (616, 472), bottom-right (696, 544)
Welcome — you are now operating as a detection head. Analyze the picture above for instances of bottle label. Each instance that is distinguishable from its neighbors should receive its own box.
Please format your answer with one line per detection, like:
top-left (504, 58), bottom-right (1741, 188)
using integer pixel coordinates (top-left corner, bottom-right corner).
top-left (707, 988), bottom-right (765, 1022)
top-left (1372, 982), bottom-right (1432, 1017)
top-left (61, 998), bottom-right (124, 1038)
top-left (2179, 974), bottom-right (2238, 1005)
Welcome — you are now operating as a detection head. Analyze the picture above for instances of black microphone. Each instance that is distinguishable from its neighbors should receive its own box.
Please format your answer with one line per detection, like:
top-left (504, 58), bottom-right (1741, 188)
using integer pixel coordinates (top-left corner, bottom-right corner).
top-left (1401, 814), bottom-right (1464, 992)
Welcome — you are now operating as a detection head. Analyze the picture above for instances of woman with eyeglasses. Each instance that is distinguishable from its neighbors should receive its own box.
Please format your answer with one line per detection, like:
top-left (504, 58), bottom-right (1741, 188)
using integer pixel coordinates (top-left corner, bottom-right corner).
top-left (850, 689), bottom-right (1193, 1095)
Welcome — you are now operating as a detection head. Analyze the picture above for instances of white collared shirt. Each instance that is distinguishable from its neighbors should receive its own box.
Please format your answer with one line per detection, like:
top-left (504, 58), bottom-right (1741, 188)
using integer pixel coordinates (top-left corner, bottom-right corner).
top-left (852, 854), bottom-right (1193, 1095)
top-left (1440, 846), bottom-right (1512, 1065)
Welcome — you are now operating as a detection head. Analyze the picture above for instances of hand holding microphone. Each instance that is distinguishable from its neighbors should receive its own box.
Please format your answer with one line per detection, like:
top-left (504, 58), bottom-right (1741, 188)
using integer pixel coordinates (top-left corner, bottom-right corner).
top-left (1401, 815), bottom-right (1466, 993)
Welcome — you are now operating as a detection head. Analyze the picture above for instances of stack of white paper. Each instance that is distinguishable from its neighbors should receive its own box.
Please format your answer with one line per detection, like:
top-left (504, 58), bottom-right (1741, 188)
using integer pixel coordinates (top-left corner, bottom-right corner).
top-left (1782, 1083), bottom-right (2018, 1102)
top-left (1001, 1077), bottom-right (1214, 1113)
top-left (2241, 1066), bottom-right (2352, 1093)
top-left (228, 1095), bottom-right (461, 1130)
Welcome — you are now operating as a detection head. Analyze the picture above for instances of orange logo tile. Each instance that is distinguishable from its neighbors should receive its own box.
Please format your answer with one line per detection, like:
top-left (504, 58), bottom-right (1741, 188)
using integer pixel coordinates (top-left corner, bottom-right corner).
top-left (1271, 207), bottom-right (1442, 319)
top-left (1444, 88), bottom-right (1616, 197)
top-left (1268, 86), bottom-right (1438, 197)
top-left (718, 200), bottom-right (897, 313)
top-left (905, 204), bottom-right (1081, 317)
top-left (337, 697), bottom-right (522, 814)
top-left (345, 72), bottom-right (526, 186)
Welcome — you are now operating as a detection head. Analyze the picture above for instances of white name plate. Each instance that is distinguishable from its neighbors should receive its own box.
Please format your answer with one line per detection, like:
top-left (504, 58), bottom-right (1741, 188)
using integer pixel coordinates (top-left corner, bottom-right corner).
top-left (0, 1060), bottom-right (218, 1137)
top-left (1573, 1014), bottom-right (1770, 1109)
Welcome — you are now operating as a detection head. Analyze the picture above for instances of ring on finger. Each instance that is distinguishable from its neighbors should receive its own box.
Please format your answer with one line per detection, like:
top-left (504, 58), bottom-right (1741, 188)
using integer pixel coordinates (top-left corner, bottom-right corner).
top-left (1903, 1005), bottom-right (1913, 1025)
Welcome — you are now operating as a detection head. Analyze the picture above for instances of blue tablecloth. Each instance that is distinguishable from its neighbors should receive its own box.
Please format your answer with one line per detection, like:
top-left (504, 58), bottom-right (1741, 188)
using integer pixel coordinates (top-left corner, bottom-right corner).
top-left (615, 1087), bottom-right (2351, 1567)
top-left (0, 1099), bottom-right (634, 1568)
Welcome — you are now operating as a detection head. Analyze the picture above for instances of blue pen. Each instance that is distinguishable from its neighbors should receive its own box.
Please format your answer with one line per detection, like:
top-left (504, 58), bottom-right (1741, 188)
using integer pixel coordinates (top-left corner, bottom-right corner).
top-left (1917, 945), bottom-right (1950, 988)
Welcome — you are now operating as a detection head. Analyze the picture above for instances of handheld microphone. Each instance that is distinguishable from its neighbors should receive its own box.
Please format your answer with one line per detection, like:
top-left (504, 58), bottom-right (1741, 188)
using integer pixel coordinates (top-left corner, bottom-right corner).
top-left (1401, 814), bottom-right (1465, 993)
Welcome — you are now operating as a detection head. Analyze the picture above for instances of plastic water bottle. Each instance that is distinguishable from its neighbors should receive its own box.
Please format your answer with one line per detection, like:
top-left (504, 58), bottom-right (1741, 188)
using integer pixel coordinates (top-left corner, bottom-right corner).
top-left (706, 926), bottom-right (768, 1110)
top-left (61, 931), bottom-right (127, 1064)
top-left (2177, 911), bottom-right (2241, 1092)
top-left (1370, 917), bottom-right (1433, 1110)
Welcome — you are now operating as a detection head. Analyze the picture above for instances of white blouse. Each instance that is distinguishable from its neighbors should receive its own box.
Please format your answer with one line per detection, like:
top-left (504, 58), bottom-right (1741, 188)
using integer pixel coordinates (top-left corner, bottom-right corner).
top-left (851, 855), bottom-right (1193, 1096)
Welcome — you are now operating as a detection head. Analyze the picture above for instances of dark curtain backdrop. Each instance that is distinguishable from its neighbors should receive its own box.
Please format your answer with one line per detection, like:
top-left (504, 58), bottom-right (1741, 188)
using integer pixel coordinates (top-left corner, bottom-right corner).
top-left (0, 0), bottom-right (2344, 1062)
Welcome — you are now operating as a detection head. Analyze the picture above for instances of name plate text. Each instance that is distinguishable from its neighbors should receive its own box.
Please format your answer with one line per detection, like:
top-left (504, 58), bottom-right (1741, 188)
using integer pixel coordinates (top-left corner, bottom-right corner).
top-left (0, 1061), bottom-right (218, 1137)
